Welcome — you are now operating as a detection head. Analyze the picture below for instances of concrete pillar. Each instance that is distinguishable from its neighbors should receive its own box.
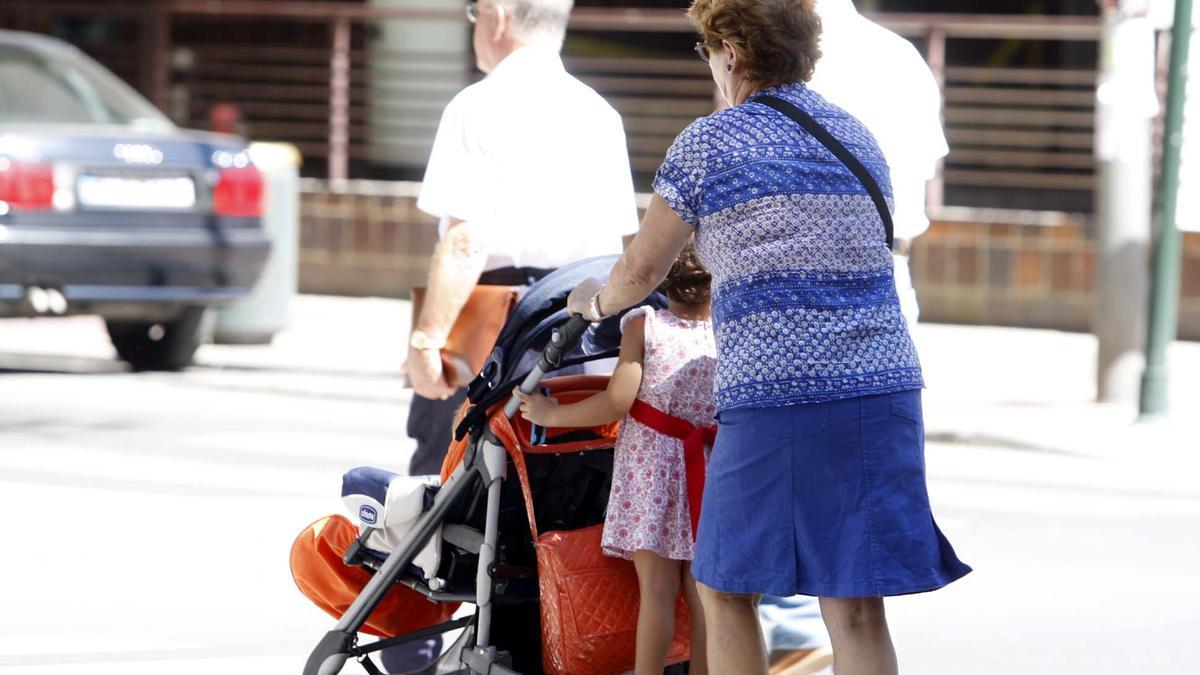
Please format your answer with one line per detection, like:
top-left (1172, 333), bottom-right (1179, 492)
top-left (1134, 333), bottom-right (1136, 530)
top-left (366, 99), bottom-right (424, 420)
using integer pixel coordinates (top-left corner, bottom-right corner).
top-left (367, 0), bottom-right (473, 173)
top-left (1094, 2), bottom-right (1158, 404)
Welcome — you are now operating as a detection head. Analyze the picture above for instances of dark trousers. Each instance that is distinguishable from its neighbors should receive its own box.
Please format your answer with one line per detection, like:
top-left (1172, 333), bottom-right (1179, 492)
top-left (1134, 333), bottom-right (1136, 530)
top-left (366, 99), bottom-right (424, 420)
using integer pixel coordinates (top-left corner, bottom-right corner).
top-left (407, 389), bottom-right (469, 477)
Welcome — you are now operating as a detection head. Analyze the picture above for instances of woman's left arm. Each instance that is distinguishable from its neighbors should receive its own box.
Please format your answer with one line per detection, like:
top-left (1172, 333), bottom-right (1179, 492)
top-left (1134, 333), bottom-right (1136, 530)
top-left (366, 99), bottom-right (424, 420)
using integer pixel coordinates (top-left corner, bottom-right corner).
top-left (567, 195), bottom-right (696, 319)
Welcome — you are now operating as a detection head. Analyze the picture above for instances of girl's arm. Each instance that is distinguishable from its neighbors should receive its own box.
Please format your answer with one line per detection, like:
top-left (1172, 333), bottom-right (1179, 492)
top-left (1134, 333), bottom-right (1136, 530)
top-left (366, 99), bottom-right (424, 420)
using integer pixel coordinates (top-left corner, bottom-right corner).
top-left (513, 314), bottom-right (646, 429)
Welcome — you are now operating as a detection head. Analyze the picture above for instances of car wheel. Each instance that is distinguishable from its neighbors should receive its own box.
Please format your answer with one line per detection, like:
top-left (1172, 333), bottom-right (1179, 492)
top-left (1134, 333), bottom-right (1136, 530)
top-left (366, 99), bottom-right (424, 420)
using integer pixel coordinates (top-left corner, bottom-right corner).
top-left (106, 306), bottom-right (210, 371)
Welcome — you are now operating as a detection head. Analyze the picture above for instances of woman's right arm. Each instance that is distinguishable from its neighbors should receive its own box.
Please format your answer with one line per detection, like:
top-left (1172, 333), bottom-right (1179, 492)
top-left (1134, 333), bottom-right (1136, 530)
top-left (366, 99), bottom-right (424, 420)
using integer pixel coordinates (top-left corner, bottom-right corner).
top-left (566, 195), bottom-right (695, 319)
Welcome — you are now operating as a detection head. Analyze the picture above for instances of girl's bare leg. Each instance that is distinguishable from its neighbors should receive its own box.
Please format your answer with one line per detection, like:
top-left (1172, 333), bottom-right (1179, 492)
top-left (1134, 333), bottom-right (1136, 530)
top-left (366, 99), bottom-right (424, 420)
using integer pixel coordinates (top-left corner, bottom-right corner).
top-left (633, 551), bottom-right (682, 675)
top-left (682, 563), bottom-right (708, 675)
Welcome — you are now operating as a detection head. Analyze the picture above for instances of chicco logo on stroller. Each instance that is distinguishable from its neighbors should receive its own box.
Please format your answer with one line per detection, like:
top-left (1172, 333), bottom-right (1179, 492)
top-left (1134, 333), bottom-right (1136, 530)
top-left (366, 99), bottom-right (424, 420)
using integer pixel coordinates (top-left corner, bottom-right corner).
top-left (358, 505), bottom-right (378, 525)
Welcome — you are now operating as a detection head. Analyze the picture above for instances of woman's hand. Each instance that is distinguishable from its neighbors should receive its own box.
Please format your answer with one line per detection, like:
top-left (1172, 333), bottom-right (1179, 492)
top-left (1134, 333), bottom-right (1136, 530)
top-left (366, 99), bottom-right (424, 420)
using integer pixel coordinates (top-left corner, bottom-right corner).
top-left (512, 387), bottom-right (559, 426)
top-left (567, 277), bottom-right (605, 320)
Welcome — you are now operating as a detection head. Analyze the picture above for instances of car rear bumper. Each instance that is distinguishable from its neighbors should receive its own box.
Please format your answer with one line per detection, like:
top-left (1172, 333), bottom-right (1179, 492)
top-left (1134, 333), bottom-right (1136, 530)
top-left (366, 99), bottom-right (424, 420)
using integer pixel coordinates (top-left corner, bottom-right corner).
top-left (0, 223), bottom-right (270, 319)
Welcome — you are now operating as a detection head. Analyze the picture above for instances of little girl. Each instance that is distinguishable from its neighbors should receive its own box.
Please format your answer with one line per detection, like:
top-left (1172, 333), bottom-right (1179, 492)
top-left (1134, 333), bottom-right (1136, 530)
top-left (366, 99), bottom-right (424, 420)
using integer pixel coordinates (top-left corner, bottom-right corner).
top-left (513, 245), bottom-right (716, 675)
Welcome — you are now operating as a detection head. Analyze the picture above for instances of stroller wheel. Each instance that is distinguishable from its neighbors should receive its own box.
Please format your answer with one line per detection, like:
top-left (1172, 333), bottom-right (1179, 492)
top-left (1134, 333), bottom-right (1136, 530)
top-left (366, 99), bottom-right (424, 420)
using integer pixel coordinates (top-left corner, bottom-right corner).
top-left (303, 630), bottom-right (354, 675)
top-left (377, 618), bottom-right (477, 675)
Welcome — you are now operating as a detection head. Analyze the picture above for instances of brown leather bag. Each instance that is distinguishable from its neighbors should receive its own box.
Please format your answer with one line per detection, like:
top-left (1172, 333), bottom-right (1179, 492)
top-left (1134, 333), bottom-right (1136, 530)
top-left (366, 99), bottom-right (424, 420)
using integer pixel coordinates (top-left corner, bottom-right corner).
top-left (410, 285), bottom-right (519, 388)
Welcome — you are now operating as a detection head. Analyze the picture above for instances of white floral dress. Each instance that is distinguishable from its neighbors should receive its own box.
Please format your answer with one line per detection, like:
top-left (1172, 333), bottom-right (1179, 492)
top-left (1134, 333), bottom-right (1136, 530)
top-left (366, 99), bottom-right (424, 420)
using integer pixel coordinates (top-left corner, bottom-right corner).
top-left (602, 307), bottom-right (717, 561)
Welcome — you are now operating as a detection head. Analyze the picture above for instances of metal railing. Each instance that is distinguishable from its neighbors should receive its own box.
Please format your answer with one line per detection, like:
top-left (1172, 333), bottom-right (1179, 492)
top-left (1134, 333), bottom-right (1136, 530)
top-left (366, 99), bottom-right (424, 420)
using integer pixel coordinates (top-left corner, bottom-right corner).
top-left (1, 1), bottom-right (1112, 218)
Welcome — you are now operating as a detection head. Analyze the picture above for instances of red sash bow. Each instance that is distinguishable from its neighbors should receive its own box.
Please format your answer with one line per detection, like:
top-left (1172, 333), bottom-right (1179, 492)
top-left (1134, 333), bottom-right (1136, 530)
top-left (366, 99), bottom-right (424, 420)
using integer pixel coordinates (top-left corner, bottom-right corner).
top-left (628, 399), bottom-right (716, 539)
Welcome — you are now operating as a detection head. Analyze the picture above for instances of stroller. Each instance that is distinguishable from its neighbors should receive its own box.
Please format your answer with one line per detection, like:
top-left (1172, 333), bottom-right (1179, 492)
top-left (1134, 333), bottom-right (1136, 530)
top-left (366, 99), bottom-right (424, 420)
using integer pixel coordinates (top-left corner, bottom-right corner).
top-left (295, 256), bottom-right (693, 675)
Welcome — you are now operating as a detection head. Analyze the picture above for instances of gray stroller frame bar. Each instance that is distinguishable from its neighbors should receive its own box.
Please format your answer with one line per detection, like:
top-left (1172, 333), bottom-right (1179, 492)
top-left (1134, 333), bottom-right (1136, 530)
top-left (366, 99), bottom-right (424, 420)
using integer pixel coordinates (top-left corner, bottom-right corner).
top-left (302, 317), bottom-right (591, 675)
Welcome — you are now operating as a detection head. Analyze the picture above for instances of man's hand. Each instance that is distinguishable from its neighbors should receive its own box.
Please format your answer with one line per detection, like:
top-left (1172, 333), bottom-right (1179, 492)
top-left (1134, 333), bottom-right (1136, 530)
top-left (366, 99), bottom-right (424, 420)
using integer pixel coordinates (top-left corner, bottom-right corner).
top-left (567, 277), bottom-right (605, 320)
top-left (407, 347), bottom-right (456, 400)
top-left (512, 387), bottom-right (560, 426)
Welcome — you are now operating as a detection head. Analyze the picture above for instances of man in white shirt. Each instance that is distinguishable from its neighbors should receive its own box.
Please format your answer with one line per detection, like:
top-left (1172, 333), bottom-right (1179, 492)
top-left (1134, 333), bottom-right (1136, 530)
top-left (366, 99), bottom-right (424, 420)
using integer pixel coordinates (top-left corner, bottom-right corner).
top-left (807, 0), bottom-right (948, 332)
top-left (760, 2), bottom-right (948, 673)
top-left (404, 0), bottom-right (639, 477)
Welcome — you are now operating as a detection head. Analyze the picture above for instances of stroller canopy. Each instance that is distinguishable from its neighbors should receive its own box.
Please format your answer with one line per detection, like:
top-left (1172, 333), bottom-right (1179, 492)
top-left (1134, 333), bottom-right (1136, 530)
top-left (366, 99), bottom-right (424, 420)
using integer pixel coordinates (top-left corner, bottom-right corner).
top-left (456, 255), bottom-right (665, 439)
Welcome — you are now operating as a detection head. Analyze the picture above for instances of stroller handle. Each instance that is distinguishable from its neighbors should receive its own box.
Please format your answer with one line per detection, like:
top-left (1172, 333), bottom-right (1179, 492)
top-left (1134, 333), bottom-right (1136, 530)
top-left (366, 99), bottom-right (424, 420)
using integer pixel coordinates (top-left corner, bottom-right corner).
top-left (503, 314), bottom-right (592, 419)
top-left (538, 314), bottom-right (592, 374)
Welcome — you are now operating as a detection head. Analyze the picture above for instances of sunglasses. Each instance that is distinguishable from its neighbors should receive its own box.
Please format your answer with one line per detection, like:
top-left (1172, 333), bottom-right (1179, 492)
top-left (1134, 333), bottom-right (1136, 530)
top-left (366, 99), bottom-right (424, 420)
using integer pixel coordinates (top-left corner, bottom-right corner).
top-left (694, 42), bottom-right (710, 64)
top-left (466, 1), bottom-right (479, 23)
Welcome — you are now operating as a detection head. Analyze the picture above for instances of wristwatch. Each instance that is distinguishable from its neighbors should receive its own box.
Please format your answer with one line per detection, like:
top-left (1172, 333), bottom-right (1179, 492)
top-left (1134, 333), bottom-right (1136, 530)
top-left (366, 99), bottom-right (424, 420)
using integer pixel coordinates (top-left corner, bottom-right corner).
top-left (587, 288), bottom-right (605, 322)
top-left (409, 329), bottom-right (446, 351)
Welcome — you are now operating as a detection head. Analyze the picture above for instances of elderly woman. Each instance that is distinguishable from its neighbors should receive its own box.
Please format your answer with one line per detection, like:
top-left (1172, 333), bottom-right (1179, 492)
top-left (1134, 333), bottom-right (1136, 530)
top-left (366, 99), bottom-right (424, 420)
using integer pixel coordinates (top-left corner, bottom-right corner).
top-left (566, 0), bottom-right (971, 672)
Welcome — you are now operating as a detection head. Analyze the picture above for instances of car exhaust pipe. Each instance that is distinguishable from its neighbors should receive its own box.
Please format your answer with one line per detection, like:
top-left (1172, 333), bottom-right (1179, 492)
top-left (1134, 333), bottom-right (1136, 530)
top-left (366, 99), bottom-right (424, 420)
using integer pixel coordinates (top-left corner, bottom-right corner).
top-left (45, 288), bottom-right (68, 315)
top-left (22, 286), bottom-right (67, 316)
top-left (24, 286), bottom-right (50, 315)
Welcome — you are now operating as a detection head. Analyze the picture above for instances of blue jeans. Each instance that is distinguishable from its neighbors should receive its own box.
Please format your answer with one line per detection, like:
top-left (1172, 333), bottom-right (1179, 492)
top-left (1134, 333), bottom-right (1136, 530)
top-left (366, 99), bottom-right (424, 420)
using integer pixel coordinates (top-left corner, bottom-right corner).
top-left (759, 595), bottom-right (829, 652)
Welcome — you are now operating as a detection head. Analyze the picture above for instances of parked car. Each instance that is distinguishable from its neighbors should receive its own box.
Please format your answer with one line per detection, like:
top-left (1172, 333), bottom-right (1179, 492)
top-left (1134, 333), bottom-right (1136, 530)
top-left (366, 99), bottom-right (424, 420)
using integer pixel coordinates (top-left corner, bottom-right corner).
top-left (0, 29), bottom-right (269, 370)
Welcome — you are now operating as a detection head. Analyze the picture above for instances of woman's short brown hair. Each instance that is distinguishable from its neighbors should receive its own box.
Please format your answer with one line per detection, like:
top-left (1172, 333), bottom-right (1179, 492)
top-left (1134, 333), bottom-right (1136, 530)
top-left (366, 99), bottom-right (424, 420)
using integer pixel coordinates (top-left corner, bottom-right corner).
top-left (687, 0), bottom-right (822, 89)
top-left (658, 243), bottom-right (711, 306)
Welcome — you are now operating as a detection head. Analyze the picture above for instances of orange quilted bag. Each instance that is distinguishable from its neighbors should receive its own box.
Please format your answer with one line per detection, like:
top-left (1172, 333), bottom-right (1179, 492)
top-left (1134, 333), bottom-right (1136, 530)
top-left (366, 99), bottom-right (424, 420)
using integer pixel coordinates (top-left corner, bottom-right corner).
top-left (536, 524), bottom-right (691, 675)
top-left (289, 514), bottom-right (457, 638)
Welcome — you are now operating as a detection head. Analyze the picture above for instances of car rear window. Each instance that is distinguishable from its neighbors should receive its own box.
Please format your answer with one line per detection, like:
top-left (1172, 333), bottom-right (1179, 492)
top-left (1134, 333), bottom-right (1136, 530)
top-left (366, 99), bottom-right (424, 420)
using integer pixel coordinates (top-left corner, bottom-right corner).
top-left (0, 43), bottom-right (168, 126)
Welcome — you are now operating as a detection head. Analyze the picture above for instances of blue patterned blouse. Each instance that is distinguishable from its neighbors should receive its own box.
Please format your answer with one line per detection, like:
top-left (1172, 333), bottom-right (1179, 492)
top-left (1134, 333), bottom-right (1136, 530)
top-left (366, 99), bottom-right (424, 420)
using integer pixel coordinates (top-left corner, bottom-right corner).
top-left (653, 82), bottom-right (923, 412)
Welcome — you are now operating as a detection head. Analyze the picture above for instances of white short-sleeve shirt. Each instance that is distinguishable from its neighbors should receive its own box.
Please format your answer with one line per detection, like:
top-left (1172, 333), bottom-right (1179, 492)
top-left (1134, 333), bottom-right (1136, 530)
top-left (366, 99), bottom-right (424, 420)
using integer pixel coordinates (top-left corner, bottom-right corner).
top-left (417, 46), bottom-right (640, 269)
top-left (809, 0), bottom-right (948, 240)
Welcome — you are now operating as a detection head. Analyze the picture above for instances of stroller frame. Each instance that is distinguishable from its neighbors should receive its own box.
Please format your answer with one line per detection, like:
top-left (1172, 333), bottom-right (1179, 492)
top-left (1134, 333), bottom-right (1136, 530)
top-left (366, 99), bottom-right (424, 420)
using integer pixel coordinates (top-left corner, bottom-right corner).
top-left (303, 318), bottom-right (594, 675)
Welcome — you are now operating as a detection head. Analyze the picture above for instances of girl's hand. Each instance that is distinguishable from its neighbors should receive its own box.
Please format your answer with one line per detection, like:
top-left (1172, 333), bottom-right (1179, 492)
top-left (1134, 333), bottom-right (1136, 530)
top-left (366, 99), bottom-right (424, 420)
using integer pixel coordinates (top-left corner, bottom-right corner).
top-left (512, 387), bottom-right (559, 426)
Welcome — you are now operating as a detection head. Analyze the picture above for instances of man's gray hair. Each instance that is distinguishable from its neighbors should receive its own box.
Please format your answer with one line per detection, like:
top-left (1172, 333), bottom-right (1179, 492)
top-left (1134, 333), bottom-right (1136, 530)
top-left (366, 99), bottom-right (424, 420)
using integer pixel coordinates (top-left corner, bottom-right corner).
top-left (504, 0), bottom-right (574, 46)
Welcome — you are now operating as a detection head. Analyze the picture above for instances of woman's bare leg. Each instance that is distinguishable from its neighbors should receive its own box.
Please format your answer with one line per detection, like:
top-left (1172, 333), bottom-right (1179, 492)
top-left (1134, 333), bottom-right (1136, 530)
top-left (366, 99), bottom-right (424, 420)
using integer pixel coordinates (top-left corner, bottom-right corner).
top-left (818, 596), bottom-right (898, 675)
top-left (633, 551), bottom-right (682, 675)
top-left (697, 581), bottom-right (767, 674)
top-left (682, 563), bottom-right (708, 675)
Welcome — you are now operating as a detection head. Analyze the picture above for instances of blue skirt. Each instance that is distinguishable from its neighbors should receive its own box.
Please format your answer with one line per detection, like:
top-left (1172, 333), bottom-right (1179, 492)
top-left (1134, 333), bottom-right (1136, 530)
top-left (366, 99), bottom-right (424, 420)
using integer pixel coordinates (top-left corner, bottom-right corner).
top-left (692, 390), bottom-right (971, 598)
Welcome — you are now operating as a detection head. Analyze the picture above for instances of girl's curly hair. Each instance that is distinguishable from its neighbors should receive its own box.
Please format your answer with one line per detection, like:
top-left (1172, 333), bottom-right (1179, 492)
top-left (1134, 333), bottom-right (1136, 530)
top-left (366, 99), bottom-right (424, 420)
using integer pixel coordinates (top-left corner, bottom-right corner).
top-left (658, 244), bottom-right (711, 306)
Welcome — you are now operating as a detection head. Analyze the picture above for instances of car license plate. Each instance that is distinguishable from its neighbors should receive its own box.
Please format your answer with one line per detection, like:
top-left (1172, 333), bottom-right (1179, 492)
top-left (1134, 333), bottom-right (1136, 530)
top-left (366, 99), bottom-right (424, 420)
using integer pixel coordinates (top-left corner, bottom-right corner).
top-left (77, 174), bottom-right (197, 210)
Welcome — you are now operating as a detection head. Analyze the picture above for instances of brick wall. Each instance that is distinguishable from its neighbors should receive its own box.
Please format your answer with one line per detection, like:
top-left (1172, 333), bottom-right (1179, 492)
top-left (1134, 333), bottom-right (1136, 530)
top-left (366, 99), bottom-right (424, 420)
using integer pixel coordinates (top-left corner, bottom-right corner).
top-left (909, 218), bottom-right (1200, 340)
top-left (299, 180), bottom-right (1200, 339)
top-left (299, 180), bottom-right (438, 297)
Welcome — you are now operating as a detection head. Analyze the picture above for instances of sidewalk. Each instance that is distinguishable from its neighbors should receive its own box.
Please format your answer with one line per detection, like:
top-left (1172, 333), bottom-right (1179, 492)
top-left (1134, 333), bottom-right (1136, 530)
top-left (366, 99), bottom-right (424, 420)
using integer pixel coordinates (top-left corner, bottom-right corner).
top-left (3, 294), bottom-right (1196, 457)
top-left (197, 295), bottom-right (1200, 456)
top-left (914, 321), bottom-right (1200, 457)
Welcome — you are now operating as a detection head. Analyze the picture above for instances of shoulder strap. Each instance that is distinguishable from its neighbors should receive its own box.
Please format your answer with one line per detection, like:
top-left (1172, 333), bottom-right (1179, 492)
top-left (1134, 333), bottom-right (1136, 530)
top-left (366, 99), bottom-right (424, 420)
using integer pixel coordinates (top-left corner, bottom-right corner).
top-left (752, 94), bottom-right (894, 248)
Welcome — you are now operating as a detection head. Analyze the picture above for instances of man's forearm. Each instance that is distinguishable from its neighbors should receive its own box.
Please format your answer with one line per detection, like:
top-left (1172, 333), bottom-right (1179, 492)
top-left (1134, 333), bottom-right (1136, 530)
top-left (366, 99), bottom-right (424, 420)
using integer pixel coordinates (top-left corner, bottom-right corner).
top-left (416, 220), bottom-right (489, 336)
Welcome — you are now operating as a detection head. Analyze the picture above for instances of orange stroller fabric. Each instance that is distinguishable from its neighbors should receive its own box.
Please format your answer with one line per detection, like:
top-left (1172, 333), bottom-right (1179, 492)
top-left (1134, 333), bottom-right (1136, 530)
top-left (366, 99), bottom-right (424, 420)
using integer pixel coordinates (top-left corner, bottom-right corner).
top-left (290, 514), bottom-right (457, 638)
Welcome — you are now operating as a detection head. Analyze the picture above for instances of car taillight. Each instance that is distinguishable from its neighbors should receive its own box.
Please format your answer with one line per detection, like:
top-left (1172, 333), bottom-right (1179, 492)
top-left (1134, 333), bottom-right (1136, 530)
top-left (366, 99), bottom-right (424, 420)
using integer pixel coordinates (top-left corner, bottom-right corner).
top-left (212, 165), bottom-right (264, 217)
top-left (0, 159), bottom-right (54, 212)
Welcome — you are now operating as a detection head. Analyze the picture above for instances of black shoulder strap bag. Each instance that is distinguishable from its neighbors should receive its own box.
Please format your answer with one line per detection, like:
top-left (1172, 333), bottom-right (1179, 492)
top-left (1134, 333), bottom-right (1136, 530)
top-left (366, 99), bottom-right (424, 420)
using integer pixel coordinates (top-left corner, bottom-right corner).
top-left (752, 94), bottom-right (894, 248)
